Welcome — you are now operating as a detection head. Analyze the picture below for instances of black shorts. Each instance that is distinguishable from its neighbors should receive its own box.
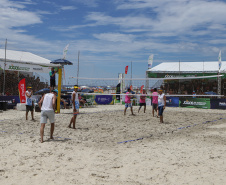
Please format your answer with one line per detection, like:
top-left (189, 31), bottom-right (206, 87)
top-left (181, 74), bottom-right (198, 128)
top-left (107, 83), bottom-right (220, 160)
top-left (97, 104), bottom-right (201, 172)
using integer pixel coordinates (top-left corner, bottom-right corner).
top-left (152, 103), bottom-right (158, 109)
top-left (139, 103), bottom-right (146, 106)
top-left (26, 105), bottom-right (34, 112)
top-left (50, 79), bottom-right (56, 87)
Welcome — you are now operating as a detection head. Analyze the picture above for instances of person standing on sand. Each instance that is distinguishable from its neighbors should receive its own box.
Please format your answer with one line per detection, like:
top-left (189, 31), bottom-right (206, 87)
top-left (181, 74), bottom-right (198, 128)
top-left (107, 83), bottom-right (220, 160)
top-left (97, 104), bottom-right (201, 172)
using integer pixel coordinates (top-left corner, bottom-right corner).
top-left (25, 86), bottom-right (34, 120)
top-left (152, 88), bottom-right (158, 117)
top-left (68, 85), bottom-right (80, 129)
top-left (49, 67), bottom-right (58, 92)
top-left (38, 89), bottom-right (57, 143)
top-left (138, 89), bottom-right (147, 113)
top-left (158, 89), bottom-right (166, 123)
top-left (124, 88), bottom-right (135, 116)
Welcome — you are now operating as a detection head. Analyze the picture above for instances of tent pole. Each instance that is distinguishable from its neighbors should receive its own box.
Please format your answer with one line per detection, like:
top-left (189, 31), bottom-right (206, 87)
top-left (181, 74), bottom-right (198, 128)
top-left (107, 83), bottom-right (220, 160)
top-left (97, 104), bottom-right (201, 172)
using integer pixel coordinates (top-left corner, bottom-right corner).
top-left (57, 67), bottom-right (62, 113)
top-left (3, 39), bottom-right (7, 95)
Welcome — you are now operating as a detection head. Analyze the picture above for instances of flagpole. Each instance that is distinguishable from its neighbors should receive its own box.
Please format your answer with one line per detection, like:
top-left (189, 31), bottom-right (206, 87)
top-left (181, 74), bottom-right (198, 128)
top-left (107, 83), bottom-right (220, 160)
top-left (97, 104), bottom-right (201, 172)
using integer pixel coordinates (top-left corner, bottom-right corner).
top-left (3, 39), bottom-right (7, 95)
top-left (131, 61), bottom-right (132, 86)
top-left (218, 50), bottom-right (221, 98)
top-left (77, 51), bottom-right (80, 86)
top-left (179, 60), bottom-right (181, 94)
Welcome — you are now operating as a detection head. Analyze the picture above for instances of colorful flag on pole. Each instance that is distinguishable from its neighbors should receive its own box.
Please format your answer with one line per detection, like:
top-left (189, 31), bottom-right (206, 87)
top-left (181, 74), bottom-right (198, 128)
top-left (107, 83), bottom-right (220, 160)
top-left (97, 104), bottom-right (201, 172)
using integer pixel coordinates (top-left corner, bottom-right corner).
top-left (125, 66), bottom-right (128, 74)
top-left (18, 78), bottom-right (26, 103)
top-left (148, 54), bottom-right (154, 69)
top-left (63, 44), bottom-right (69, 59)
top-left (130, 85), bottom-right (133, 91)
top-left (140, 85), bottom-right (144, 94)
top-left (218, 50), bottom-right (222, 71)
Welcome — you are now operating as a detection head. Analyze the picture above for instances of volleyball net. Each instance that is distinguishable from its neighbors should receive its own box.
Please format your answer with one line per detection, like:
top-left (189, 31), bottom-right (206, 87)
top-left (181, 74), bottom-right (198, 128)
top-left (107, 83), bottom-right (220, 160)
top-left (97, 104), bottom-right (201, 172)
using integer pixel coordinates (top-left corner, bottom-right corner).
top-left (68, 74), bottom-right (223, 97)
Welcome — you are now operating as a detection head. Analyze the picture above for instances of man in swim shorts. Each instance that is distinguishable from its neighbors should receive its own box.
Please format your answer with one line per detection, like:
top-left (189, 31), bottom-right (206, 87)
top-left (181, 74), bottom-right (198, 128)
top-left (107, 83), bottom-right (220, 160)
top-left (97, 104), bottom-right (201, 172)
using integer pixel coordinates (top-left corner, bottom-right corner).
top-left (138, 89), bottom-right (147, 113)
top-left (68, 85), bottom-right (80, 129)
top-left (25, 86), bottom-right (34, 120)
top-left (38, 89), bottom-right (57, 143)
top-left (124, 88), bottom-right (135, 116)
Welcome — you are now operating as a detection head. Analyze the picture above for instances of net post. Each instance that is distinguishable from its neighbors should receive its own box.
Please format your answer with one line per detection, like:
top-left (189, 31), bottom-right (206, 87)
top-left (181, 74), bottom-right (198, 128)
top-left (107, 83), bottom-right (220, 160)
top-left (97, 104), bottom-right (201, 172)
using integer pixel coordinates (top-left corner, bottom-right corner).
top-left (218, 71), bottom-right (221, 99)
top-left (57, 67), bottom-right (62, 113)
top-left (145, 71), bottom-right (149, 92)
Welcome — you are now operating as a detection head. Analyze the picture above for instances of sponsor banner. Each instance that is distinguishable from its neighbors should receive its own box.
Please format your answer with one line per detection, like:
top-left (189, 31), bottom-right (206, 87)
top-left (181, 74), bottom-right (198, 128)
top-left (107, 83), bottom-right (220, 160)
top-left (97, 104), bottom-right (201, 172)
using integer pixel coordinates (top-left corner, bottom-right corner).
top-left (0, 61), bottom-right (53, 73)
top-left (18, 78), bottom-right (26, 103)
top-left (210, 99), bottom-right (226, 109)
top-left (166, 97), bottom-right (179, 107)
top-left (95, 95), bottom-right (114, 105)
top-left (0, 96), bottom-right (20, 109)
top-left (179, 98), bottom-right (210, 109)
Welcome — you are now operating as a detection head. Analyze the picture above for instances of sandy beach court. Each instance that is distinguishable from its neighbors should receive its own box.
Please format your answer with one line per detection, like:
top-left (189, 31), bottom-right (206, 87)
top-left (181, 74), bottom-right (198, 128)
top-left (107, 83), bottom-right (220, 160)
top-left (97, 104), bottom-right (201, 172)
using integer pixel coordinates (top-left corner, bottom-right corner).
top-left (0, 105), bottom-right (226, 185)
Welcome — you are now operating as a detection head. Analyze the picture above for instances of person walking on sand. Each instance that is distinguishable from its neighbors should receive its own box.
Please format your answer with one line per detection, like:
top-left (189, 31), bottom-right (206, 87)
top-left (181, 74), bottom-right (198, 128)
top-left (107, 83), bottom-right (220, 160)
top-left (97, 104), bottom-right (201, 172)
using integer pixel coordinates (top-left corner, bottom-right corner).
top-left (68, 85), bottom-right (80, 129)
top-left (38, 89), bottom-right (57, 143)
top-left (124, 88), bottom-right (135, 116)
top-left (25, 86), bottom-right (34, 120)
top-left (138, 89), bottom-right (147, 113)
top-left (152, 88), bottom-right (158, 117)
top-left (158, 89), bottom-right (166, 123)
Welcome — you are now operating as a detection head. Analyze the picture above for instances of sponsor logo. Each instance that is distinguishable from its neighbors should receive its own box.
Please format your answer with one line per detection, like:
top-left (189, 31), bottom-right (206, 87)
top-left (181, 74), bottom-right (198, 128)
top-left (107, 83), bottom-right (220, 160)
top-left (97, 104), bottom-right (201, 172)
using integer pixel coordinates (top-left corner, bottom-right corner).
top-left (8, 65), bottom-right (30, 71)
top-left (164, 74), bottom-right (197, 78)
top-left (33, 67), bottom-right (43, 71)
top-left (219, 102), bottom-right (226, 106)
top-left (166, 99), bottom-right (172, 104)
top-left (183, 100), bottom-right (206, 106)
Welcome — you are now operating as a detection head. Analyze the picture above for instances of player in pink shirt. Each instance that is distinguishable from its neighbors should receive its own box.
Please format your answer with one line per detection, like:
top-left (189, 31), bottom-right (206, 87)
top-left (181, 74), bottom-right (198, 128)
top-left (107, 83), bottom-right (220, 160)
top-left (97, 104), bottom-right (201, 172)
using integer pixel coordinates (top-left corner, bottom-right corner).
top-left (152, 88), bottom-right (158, 117)
top-left (124, 88), bottom-right (135, 116)
top-left (138, 89), bottom-right (147, 113)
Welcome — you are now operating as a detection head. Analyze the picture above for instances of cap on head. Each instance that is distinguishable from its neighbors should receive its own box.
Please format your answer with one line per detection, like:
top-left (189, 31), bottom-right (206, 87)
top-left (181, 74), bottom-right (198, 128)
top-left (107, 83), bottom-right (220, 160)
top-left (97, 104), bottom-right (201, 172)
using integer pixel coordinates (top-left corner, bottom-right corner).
top-left (74, 85), bottom-right (78, 89)
top-left (52, 89), bottom-right (58, 95)
top-left (27, 86), bottom-right (32, 89)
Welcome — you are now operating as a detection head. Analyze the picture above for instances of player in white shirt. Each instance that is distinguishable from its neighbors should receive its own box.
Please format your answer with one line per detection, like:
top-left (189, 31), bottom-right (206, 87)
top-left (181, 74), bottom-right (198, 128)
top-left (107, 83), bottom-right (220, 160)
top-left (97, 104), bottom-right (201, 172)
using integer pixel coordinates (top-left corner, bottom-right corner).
top-left (38, 89), bottom-right (57, 143)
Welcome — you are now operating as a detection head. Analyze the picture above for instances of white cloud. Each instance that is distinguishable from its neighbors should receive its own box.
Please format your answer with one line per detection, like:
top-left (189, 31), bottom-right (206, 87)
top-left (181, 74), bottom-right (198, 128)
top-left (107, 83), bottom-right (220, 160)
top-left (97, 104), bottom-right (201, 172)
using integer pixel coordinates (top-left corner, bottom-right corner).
top-left (60, 6), bottom-right (77, 11)
top-left (93, 33), bottom-right (135, 42)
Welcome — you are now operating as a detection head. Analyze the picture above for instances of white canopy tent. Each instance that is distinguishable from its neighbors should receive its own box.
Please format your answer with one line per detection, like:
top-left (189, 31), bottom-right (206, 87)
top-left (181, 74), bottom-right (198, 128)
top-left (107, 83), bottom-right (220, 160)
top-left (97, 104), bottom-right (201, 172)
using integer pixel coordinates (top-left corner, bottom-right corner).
top-left (0, 49), bottom-right (61, 73)
top-left (147, 61), bottom-right (226, 74)
top-left (145, 61), bottom-right (225, 94)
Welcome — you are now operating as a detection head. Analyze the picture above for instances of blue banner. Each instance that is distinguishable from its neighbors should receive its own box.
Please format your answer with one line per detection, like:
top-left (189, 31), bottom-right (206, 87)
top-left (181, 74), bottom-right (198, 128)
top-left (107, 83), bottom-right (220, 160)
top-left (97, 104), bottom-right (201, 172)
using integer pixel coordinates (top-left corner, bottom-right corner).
top-left (95, 95), bottom-right (113, 105)
top-left (211, 99), bottom-right (226, 109)
top-left (166, 97), bottom-right (179, 107)
top-left (0, 96), bottom-right (20, 109)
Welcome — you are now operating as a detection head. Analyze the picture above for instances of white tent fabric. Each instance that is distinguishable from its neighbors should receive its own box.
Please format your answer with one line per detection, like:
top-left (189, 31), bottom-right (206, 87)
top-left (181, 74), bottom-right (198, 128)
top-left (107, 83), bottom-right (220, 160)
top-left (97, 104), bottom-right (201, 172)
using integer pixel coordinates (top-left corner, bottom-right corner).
top-left (147, 61), bottom-right (226, 73)
top-left (0, 49), bottom-right (60, 73)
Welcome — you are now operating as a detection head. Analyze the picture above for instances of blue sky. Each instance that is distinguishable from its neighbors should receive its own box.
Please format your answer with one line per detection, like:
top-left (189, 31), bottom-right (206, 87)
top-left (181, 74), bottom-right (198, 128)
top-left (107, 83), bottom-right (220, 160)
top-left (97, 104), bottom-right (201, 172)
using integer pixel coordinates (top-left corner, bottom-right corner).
top-left (1, 0), bottom-right (226, 84)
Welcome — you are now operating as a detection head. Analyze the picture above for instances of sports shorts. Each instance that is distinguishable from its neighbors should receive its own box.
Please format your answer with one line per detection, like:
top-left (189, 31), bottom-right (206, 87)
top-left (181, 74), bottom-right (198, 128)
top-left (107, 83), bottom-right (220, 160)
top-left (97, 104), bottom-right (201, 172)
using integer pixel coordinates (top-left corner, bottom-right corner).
top-left (125, 103), bottom-right (132, 108)
top-left (26, 105), bottom-right (34, 112)
top-left (50, 79), bottom-right (56, 87)
top-left (40, 110), bottom-right (55, 124)
top-left (152, 103), bottom-right (158, 109)
top-left (139, 103), bottom-right (146, 106)
top-left (158, 106), bottom-right (164, 116)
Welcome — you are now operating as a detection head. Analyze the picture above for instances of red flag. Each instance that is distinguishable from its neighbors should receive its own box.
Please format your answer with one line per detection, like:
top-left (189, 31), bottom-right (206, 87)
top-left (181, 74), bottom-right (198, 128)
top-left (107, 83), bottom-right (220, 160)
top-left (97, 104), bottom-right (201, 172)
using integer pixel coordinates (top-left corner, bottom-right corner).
top-left (130, 85), bottom-right (133, 91)
top-left (125, 66), bottom-right (128, 74)
top-left (140, 85), bottom-right (144, 94)
top-left (18, 78), bottom-right (26, 103)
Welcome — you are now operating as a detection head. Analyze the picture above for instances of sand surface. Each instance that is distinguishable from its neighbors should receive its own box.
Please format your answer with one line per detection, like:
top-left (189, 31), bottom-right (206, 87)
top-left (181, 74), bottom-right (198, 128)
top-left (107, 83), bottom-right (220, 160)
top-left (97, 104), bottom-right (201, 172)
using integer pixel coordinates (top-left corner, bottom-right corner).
top-left (0, 105), bottom-right (226, 185)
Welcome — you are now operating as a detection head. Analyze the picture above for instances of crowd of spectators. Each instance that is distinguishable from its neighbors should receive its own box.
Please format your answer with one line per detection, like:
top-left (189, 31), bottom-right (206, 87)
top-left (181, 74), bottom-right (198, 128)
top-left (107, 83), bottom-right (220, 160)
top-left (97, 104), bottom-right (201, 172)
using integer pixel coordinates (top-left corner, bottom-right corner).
top-left (0, 71), bottom-right (48, 96)
top-left (161, 79), bottom-right (225, 95)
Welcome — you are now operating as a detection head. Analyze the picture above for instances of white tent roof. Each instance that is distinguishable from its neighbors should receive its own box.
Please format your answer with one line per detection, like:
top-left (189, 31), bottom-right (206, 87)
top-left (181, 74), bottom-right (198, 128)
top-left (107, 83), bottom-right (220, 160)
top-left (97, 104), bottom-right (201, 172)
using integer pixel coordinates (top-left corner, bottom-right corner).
top-left (147, 61), bottom-right (226, 73)
top-left (0, 49), bottom-right (60, 67)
